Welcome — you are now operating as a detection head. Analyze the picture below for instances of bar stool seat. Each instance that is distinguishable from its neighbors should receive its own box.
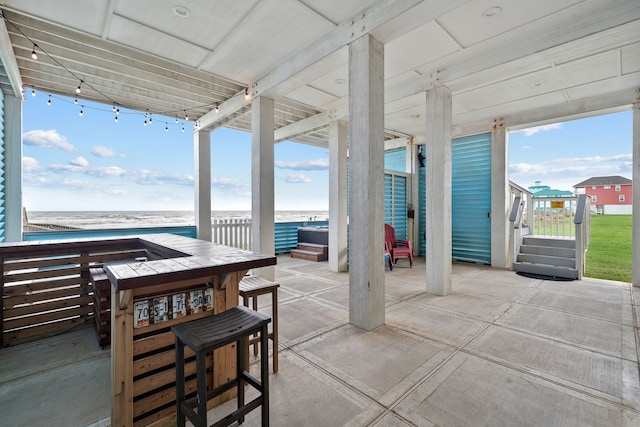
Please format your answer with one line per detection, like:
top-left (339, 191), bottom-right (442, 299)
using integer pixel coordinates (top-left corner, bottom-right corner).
top-left (239, 276), bottom-right (280, 373)
top-left (172, 306), bottom-right (271, 427)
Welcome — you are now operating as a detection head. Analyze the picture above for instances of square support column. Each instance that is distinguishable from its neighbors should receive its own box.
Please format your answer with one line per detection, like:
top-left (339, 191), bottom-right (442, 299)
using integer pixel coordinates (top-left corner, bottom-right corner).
top-left (4, 94), bottom-right (22, 242)
top-left (491, 121), bottom-right (510, 268)
top-left (252, 96), bottom-right (275, 280)
top-left (194, 129), bottom-right (212, 241)
top-left (425, 86), bottom-right (452, 296)
top-left (329, 119), bottom-right (348, 272)
top-left (633, 103), bottom-right (640, 288)
top-left (348, 34), bottom-right (385, 330)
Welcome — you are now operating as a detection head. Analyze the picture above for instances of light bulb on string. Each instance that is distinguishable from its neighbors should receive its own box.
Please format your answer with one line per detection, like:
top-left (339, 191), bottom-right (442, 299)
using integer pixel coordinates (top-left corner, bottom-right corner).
top-left (31, 89), bottom-right (35, 97)
top-left (47, 95), bottom-right (51, 106)
top-left (31, 45), bottom-right (38, 60)
top-left (215, 104), bottom-right (219, 113)
top-left (114, 115), bottom-right (118, 123)
top-left (181, 125), bottom-right (185, 132)
top-left (244, 87), bottom-right (249, 99)
top-left (112, 105), bottom-right (116, 113)
top-left (74, 97), bottom-right (78, 105)
top-left (79, 108), bottom-right (83, 117)
top-left (149, 116), bottom-right (153, 124)
top-left (144, 119), bottom-right (147, 126)
top-left (76, 81), bottom-right (82, 94)
top-left (165, 125), bottom-right (169, 132)
top-left (184, 110), bottom-right (189, 121)
top-left (116, 108), bottom-right (120, 115)
top-left (175, 117), bottom-right (179, 124)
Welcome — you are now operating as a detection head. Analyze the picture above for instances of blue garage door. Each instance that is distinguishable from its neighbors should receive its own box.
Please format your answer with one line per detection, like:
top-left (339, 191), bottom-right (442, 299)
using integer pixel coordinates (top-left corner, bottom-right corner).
top-left (452, 133), bottom-right (492, 264)
top-left (418, 133), bottom-right (492, 263)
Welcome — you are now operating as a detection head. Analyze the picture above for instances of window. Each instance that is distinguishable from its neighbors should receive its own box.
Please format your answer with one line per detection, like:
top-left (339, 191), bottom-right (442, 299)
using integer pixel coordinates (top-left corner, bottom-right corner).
top-left (591, 195), bottom-right (597, 203)
top-left (591, 186), bottom-right (597, 190)
top-left (619, 195), bottom-right (625, 202)
top-left (604, 185), bottom-right (611, 189)
top-left (615, 185), bottom-right (621, 191)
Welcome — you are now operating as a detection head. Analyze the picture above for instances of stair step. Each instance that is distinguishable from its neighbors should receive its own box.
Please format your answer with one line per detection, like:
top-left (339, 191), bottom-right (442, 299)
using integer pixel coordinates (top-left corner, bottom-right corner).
top-left (517, 253), bottom-right (576, 268)
top-left (520, 244), bottom-right (575, 258)
top-left (297, 242), bottom-right (328, 255)
top-left (290, 249), bottom-right (328, 262)
top-left (513, 261), bottom-right (578, 280)
top-left (522, 236), bottom-right (575, 248)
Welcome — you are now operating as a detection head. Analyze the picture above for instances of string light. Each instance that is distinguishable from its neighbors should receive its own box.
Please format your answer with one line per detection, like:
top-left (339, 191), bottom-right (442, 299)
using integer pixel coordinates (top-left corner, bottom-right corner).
top-left (47, 95), bottom-right (51, 106)
top-left (75, 81), bottom-right (82, 94)
top-left (244, 87), bottom-right (249, 99)
top-left (165, 125), bottom-right (169, 132)
top-left (181, 125), bottom-right (185, 132)
top-left (74, 96), bottom-right (78, 105)
top-left (79, 107), bottom-right (83, 116)
top-left (184, 110), bottom-right (189, 121)
top-left (175, 116), bottom-right (179, 124)
top-left (31, 89), bottom-right (35, 97)
top-left (31, 44), bottom-right (38, 60)
top-left (114, 115), bottom-right (118, 123)
top-left (215, 104), bottom-right (219, 113)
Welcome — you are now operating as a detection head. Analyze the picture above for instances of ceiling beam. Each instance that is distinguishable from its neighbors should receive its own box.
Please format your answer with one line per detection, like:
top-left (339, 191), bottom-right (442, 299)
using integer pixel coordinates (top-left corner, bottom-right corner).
top-left (198, 0), bottom-right (425, 131)
top-left (0, 15), bottom-right (23, 98)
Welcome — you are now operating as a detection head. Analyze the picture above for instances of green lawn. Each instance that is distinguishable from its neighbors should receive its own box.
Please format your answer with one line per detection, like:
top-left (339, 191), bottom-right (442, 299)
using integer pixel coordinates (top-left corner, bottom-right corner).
top-left (585, 215), bottom-right (632, 283)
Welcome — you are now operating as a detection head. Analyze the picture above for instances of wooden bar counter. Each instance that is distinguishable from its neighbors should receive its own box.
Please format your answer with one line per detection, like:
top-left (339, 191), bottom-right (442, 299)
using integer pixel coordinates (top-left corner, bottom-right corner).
top-left (104, 234), bottom-right (276, 427)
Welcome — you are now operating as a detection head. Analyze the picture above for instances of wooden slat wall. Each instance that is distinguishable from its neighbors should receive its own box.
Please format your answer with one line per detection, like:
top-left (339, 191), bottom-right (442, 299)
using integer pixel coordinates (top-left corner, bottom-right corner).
top-left (1, 245), bottom-right (148, 346)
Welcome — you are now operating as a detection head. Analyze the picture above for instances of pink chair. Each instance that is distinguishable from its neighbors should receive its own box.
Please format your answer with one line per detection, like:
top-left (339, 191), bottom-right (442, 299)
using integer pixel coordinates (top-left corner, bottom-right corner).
top-left (384, 223), bottom-right (414, 267)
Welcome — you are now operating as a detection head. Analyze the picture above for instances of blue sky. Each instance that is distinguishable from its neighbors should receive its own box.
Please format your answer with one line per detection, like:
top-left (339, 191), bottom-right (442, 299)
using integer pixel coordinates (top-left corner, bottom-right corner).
top-left (22, 92), bottom-right (329, 211)
top-left (22, 92), bottom-right (631, 211)
top-left (508, 111), bottom-right (632, 192)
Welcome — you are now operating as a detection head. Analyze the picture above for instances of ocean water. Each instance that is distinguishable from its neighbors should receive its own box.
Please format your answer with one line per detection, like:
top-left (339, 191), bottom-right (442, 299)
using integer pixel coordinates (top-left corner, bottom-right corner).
top-left (26, 211), bottom-right (329, 229)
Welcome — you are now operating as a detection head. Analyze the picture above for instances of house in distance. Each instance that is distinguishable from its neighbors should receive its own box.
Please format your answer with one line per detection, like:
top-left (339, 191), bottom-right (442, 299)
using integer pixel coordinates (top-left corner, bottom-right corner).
top-left (573, 175), bottom-right (632, 214)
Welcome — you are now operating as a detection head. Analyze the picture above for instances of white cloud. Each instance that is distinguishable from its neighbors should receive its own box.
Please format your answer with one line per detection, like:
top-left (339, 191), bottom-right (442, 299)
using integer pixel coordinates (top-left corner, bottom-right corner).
top-left (275, 158), bottom-right (329, 171)
top-left (22, 156), bottom-right (42, 172)
top-left (281, 173), bottom-right (311, 183)
top-left (70, 156), bottom-right (89, 167)
top-left (92, 145), bottom-right (125, 158)
top-left (135, 170), bottom-right (194, 186)
top-left (512, 123), bottom-right (562, 137)
top-left (86, 166), bottom-right (127, 177)
top-left (49, 164), bottom-right (86, 173)
top-left (211, 177), bottom-right (247, 191)
top-left (23, 129), bottom-right (75, 151)
top-left (553, 153), bottom-right (632, 164)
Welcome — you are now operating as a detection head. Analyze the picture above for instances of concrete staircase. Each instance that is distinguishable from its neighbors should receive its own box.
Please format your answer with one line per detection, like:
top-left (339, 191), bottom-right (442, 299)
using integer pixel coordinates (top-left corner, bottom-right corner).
top-left (513, 236), bottom-right (578, 280)
top-left (290, 242), bottom-right (328, 262)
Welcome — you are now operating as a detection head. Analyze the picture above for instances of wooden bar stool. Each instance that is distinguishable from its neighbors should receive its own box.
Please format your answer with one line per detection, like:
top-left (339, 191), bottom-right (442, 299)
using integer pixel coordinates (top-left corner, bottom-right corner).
top-left (239, 276), bottom-right (280, 373)
top-left (172, 306), bottom-right (271, 427)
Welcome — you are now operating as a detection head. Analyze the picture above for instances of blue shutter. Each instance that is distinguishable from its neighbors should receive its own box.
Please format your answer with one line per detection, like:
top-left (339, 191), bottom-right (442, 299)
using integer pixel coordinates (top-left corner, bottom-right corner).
top-left (452, 133), bottom-right (492, 264)
top-left (0, 90), bottom-right (5, 242)
top-left (384, 172), bottom-right (407, 239)
top-left (384, 148), bottom-right (406, 172)
top-left (417, 133), bottom-right (492, 262)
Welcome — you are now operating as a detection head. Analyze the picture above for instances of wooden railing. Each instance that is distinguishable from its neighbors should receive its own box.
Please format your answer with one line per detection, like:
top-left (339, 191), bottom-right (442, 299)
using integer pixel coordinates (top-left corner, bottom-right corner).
top-left (212, 218), bottom-right (252, 249)
top-left (0, 239), bottom-right (172, 346)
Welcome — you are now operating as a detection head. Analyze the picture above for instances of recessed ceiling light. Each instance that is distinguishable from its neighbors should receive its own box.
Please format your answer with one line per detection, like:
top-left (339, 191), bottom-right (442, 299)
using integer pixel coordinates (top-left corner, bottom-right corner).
top-left (172, 5), bottom-right (190, 18)
top-left (410, 114), bottom-right (420, 119)
top-left (335, 78), bottom-right (346, 85)
top-left (482, 6), bottom-right (502, 18)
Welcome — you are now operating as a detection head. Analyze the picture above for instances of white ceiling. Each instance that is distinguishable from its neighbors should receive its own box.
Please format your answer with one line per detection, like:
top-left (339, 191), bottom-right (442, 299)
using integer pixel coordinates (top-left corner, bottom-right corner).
top-left (1, 0), bottom-right (639, 146)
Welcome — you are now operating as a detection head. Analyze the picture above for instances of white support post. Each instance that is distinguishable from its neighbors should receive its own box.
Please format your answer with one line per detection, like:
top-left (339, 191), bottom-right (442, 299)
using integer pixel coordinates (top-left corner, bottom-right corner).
top-left (348, 34), bottom-right (385, 330)
top-left (425, 86), bottom-right (452, 296)
top-left (491, 121), bottom-right (510, 268)
top-left (251, 96), bottom-right (275, 281)
top-left (194, 129), bottom-right (212, 241)
top-left (329, 119), bottom-right (348, 272)
top-left (633, 103), bottom-right (640, 288)
top-left (4, 94), bottom-right (22, 242)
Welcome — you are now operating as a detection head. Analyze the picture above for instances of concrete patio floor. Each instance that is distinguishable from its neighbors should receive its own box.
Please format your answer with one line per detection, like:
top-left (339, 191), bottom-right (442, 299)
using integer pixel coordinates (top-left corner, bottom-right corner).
top-left (1, 255), bottom-right (639, 426)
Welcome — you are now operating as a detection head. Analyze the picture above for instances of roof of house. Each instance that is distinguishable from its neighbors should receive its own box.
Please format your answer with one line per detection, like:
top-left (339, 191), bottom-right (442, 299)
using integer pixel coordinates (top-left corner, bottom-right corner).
top-left (533, 188), bottom-right (575, 197)
top-left (573, 175), bottom-right (632, 187)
